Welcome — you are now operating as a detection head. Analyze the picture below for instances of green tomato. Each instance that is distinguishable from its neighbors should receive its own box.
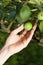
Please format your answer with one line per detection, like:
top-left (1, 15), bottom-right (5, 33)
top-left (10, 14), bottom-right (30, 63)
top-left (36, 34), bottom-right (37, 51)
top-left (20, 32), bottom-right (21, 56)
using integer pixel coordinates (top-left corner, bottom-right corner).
top-left (39, 21), bottom-right (43, 32)
top-left (37, 12), bottom-right (43, 20)
top-left (20, 5), bottom-right (31, 20)
top-left (24, 22), bottom-right (32, 31)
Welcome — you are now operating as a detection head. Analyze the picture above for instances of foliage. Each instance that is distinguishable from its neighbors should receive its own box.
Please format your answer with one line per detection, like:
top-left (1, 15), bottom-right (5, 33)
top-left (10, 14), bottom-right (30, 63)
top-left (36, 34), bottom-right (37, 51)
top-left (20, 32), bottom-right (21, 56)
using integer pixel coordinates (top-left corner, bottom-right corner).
top-left (0, 0), bottom-right (43, 65)
top-left (16, 5), bottom-right (31, 24)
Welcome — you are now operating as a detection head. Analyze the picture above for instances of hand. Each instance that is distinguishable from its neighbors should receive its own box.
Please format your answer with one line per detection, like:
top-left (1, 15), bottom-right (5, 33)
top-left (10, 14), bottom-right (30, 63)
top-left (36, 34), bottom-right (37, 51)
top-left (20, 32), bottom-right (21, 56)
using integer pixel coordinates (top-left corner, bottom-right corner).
top-left (3, 22), bottom-right (37, 53)
top-left (0, 22), bottom-right (37, 65)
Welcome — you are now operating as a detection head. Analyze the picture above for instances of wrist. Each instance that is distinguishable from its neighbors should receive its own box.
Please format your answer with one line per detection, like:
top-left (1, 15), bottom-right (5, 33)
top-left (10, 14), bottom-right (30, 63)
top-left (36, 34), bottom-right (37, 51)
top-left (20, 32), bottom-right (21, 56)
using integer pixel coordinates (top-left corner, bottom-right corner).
top-left (0, 47), bottom-right (10, 65)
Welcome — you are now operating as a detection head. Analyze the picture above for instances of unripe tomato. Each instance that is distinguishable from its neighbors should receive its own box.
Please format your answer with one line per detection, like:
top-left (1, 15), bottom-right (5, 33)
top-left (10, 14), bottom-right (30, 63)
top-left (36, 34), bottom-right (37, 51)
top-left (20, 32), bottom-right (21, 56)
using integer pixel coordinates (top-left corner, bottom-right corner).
top-left (24, 22), bottom-right (32, 31)
top-left (37, 12), bottom-right (43, 20)
top-left (39, 21), bottom-right (43, 32)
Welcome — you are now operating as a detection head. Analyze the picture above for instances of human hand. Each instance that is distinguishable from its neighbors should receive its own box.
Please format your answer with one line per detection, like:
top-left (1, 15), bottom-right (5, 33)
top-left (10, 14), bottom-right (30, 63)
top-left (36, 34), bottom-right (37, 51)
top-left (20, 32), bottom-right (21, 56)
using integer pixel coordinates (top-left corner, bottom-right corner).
top-left (3, 22), bottom-right (37, 54)
top-left (0, 22), bottom-right (37, 65)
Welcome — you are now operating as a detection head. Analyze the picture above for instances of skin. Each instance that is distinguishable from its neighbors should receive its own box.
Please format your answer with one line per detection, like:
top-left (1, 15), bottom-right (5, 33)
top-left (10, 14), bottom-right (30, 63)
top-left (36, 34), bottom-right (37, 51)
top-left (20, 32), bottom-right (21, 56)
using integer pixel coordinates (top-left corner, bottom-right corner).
top-left (0, 22), bottom-right (37, 65)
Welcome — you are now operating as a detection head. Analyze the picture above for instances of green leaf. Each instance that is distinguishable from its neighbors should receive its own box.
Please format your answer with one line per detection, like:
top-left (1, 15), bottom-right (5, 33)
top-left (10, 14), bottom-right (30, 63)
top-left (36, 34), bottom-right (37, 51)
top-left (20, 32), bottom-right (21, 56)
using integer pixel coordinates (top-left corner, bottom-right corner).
top-left (2, 0), bottom-right (11, 7)
top-left (16, 5), bottom-right (31, 24)
top-left (20, 5), bottom-right (31, 19)
top-left (29, 0), bottom-right (43, 5)
top-left (20, 5), bottom-right (31, 21)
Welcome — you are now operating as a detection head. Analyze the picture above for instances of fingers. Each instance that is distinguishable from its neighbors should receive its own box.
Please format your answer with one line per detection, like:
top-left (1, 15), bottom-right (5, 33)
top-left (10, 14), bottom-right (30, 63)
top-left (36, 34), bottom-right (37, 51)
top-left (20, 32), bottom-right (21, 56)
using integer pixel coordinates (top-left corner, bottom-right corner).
top-left (12, 24), bottom-right (24, 35)
top-left (32, 22), bottom-right (37, 32)
top-left (19, 22), bottom-right (37, 48)
top-left (20, 30), bottom-right (27, 38)
top-left (7, 23), bottom-right (37, 55)
top-left (26, 22), bottom-right (37, 45)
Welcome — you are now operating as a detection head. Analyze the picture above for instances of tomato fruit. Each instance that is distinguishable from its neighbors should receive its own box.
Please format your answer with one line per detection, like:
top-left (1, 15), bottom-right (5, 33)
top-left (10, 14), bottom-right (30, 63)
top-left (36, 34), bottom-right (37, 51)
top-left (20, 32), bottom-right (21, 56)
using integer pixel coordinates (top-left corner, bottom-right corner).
top-left (39, 21), bottom-right (43, 31)
top-left (24, 22), bottom-right (32, 31)
top-left (37, 12), bottom-right (43, 20)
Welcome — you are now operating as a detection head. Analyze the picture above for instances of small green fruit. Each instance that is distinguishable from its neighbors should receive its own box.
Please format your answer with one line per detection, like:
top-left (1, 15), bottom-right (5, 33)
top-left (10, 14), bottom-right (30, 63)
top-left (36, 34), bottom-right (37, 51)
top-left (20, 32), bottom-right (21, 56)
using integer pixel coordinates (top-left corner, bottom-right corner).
top-left (37, 12), bottom-right (43, 20)
top-left (24, 22), bottom-right (32, 31)
top-left (39, 21), bottom-right (43, 32)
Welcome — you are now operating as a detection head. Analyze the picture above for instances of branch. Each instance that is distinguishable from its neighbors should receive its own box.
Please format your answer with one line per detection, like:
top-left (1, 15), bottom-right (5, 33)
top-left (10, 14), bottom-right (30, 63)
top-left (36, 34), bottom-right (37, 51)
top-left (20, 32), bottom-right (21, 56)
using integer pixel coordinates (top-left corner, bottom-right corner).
top-left (1, 20), bottom-right (10, 33)
top-left (0, 19), bottom-right (15, 33)
top-left (7, 21), bottom-right (14, 30)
